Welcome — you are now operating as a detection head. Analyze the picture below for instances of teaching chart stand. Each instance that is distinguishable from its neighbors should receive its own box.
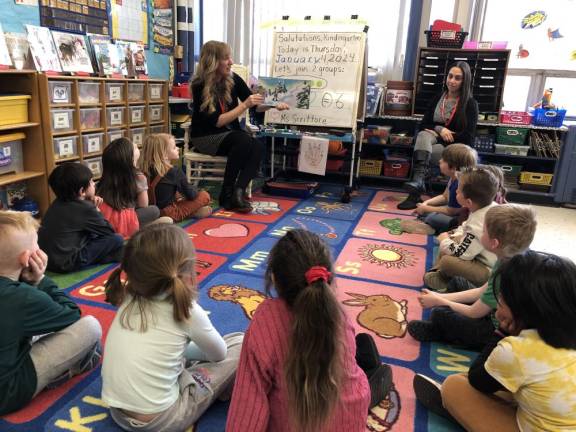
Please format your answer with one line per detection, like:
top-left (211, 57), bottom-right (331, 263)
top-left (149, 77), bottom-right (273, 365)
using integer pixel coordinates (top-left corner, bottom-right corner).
top-left (262, 27), bottom-right (368, 202)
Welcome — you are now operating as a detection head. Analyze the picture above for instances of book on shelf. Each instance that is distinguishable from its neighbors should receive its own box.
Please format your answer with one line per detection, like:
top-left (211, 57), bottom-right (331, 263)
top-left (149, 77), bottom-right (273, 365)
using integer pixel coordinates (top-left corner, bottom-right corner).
top-left (5, 33), bottom-right (34, 70)
top-left (51, 31), bottom-right (93, 74)
top-left (25, 24), bottom-right (62, 72)
top-left (130, 42), bottom-right (148, 77)
top-left (115, 40), bottom-right (135, 77)
top-left (0, 25), bottom-right (13, 67)
top-left (87, 34), bottom-right (116, 76)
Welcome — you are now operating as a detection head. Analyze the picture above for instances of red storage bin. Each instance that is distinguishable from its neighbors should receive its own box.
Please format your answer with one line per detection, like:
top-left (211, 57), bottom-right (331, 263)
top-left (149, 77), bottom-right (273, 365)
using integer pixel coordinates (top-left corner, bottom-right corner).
top-left (383, 158), bottom-right (410, 178)
top-left (500, 111), bottom-right (532, 125)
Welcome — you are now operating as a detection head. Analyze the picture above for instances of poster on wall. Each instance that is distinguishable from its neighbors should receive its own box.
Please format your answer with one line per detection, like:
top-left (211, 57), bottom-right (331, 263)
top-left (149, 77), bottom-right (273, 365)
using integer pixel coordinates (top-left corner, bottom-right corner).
top-left (151, 0), bottom-right (174, 54)
top-left (110, 0), bottom-right (148, 45)
top-left (39, 0), bottom-right (109, 35)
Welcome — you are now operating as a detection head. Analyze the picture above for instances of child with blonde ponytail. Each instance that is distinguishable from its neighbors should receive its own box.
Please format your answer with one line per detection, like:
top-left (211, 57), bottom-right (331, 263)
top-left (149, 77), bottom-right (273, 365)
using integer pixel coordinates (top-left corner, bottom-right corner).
top-left (101, 224), bottom-right (243, 431)
top-left (227, 229), bottom-right (392, 432)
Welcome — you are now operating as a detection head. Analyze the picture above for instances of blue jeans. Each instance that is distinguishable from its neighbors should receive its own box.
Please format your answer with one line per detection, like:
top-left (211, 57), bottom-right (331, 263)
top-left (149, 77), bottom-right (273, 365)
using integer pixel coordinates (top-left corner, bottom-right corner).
top-left (78, 233), bottom-right (124, 269)
top-left (421, 212), bottom-right (458, 234)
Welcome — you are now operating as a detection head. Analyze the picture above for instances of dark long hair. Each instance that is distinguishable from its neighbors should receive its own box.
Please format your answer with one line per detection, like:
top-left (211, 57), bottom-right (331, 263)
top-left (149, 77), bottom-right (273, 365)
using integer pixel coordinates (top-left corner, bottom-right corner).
top-left (97, 137), bottom-right (138, 210)
top-left (445, 61), bottom-right (473, 130)
top-left (496, 250), bottom-right (576, 349)
top-left (265, 229), bottom-right (343, 432)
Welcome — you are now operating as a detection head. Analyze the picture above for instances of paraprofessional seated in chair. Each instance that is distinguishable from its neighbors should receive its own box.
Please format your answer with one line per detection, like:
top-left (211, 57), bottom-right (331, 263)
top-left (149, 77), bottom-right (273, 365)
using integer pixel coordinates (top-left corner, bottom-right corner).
top-left (189, 40), bottom-right (289, 213)
top-left (398, 61), bottom-right (478, 210)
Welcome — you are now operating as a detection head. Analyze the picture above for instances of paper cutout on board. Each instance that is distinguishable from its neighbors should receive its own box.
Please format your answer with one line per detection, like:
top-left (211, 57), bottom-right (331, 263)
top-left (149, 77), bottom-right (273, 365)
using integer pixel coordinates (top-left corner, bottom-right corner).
top-left (521, 10), bottom-right (547, 29)
top-left (297, 135), bottom-right (329, 176)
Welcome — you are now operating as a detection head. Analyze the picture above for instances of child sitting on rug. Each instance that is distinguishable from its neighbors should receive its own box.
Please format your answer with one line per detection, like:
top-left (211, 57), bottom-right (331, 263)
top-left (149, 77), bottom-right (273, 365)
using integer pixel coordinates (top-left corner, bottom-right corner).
top-left (102, 224), bottom-right (243, 431)
top-left (38, 162), bottom-right (124, 273)
top-left (408, 204), bottom-right (537, 350)
top-left (227, 229), bottom-right (392, 432)
top-left (140, 133), bottom-right (212, 222)
top-left (413, 251), bottom-right (576, 431)
top-left (402, 143), bottom-right (477, 235)
top-left (0, 211), bottom-right (102, 415)
top-left (97, 137), bottom-right (172, 238)
top-left (424, 167), bottom-right (499, 291)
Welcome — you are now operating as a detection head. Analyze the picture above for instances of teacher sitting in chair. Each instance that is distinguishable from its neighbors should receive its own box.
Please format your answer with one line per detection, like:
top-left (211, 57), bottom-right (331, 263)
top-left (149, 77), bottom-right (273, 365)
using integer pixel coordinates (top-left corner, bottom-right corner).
top-left (189, 41), bottom-right (288, 213)
top-left (398, 61), bottom-right (478, 210)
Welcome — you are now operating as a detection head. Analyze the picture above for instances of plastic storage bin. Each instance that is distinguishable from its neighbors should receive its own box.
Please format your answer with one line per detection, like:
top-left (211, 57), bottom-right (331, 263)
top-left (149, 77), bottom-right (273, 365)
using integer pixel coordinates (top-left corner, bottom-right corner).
top-left (53, 135), bottom-right (78, 160)
top-left (105, 82), bottom-right (125, 103)
top-left (78, 82), bottom-right (100, 104)
top-left (0, 95), bottom-right (31, 126)
top-left (51, 108), bottom-right (75, 132)
top-left (500, 111), bottom-right (532, 125)
top-left (107, 107), bottom-right (125, 127)
top-left (519, 171), bottom-right (553, 186)
top-left (496, 126), bottom-right (529, 146)
top-left (82, 133), bottom-right (104, 156)
top-left (473, 134), bottom-right (495, 153)
top-left (389, 134), bottom-right (414, 146)
top-left (48, 81), bottom-right (72, 104)
top-left (107, 129), bottom-right (126, 144)
top-left (148, 105), bottom-right (163, 122)
top-left (359, 159), bottom-right (383, 176)
top-left (0, 133), bottom-right (25, 175)
top-left (494, 143), bottom-right (529, 156)
top-left (130, 127), bottom-right (146, 147)
top-left (383, 158), bottom-right (410, 178)
top-left (531, 109), bottom-right (566, 128)
top-left (129, 105), bottom-right (145, 124)
top-left (149, 83), bottom-right (164, 100)
top-left (79, 108), bottom-right (101, 129)
top-left (82, 157), bottom-right (103, 178)
top-left (128, 83), bottom-right (145, 102)
top-left (425, 30), bottom-right (468, 48)
top-left (363, 126), bottom-right (391, 144)
top-left (149, 124), bottom-right (166, 134)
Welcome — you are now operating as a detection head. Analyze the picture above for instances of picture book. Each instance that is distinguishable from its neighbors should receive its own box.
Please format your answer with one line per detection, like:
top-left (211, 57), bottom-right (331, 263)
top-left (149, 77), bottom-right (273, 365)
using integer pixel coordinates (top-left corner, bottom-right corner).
top-left (88, 34), bottom-right (115, 76)
top-left (115, 40), bottom-right (135, 76)
top-left (25, 25), bottom-right (62, 72)
top-left (365, 85), bottom-right (383, 117)
top-left (130, 42), bottom-right (148, 77)
top-left (51, 31), bottom-right (93, 74)
top-left (255, 77), bottom-right (311, 109)
top-left (0, 25), bottom-right (13, 67)
top-left (5, 33), bottom-right (33, 70)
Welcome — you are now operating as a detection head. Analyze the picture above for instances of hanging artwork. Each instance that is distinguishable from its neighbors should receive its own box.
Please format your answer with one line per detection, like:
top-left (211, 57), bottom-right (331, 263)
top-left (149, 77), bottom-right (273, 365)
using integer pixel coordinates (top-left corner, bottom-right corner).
top-left (521, 10), bottom-right (547, 29)
top-left (151, 0), bottom-right (174, 54)
top-left (110, 0), bottom-right (148, 45)
top-left (51, 31), bottom-right (93, 73)
top-left (297, 135), bottom-right (329, 176)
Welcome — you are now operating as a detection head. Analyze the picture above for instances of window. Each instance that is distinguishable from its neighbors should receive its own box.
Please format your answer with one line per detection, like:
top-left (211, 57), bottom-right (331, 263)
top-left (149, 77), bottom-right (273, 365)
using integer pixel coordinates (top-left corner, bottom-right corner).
top-left (480, 0), bottom-right (576, 116)
top-left (428, 0), bottom-right (456, 28)
top-left (203, 0), bottom-right (226, 43)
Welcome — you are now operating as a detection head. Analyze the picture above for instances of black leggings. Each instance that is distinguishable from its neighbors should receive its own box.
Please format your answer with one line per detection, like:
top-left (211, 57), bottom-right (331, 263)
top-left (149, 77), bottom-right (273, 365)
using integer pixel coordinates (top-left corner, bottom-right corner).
top-left (216, 131), bottom-right (264, 189)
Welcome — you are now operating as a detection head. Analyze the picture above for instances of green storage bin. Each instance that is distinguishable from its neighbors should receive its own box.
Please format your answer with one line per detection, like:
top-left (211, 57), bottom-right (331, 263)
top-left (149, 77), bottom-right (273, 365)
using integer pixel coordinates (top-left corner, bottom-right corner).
top-left (496, 126), bottom-right (529, 146)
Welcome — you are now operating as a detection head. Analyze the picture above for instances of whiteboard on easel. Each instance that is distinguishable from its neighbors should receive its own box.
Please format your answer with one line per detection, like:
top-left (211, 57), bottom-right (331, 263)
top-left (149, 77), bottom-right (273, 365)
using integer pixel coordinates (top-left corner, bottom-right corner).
top-left (265, 31), bottom-right (367, 129)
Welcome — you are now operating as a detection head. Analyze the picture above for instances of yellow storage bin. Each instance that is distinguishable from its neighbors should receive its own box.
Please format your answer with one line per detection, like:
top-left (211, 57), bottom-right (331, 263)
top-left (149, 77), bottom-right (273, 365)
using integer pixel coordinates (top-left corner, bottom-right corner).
top-left (359, 159), bottom-right (383, 176)
top-left (519, 172), bottom-right (553, 186)
top-left (0, 95), bottom-right (31, 126)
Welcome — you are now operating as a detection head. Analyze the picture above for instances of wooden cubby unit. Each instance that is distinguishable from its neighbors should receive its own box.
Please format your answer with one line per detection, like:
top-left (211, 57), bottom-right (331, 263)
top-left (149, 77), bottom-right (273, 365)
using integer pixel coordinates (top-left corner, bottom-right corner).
top-left (0, 70), bottom-right (50, 215)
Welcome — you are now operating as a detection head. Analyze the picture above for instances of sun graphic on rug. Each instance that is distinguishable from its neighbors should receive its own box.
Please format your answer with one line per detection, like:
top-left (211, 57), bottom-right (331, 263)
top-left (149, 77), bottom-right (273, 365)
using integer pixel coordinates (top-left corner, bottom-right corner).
top-left (358, 244), bottom-right (416, 269)
top-left (315, 201), bottom-right (352, 214)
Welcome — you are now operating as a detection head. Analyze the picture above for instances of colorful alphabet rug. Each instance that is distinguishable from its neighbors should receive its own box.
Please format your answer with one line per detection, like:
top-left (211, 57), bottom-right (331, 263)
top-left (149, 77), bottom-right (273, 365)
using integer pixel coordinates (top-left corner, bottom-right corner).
top-left (1, 186), bottom-right (471, 432)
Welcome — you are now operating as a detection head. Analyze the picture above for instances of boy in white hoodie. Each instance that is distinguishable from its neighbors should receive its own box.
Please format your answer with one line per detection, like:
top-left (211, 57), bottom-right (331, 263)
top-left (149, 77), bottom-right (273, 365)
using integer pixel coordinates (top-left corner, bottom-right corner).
top-left (424, 167), bottom-right (499, 291)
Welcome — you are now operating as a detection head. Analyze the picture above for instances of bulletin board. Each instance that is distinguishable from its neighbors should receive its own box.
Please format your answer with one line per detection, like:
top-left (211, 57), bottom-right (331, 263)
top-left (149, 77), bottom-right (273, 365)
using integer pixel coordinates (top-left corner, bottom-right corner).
top-left (39, 0), bottom-right (110, 35)
top-left (110, 0), bottom-right (148, 44)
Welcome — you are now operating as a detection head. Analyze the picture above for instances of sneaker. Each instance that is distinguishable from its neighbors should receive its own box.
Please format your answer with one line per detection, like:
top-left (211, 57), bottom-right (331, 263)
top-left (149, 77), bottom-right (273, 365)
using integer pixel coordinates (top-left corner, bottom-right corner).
top-left (46, 341), bottom-right (102, 390)
top-left (413, 374), bottom-right (455, 421)
top-left (400, 219), bottom-right (436, 235)
top-left (193, 205), bottom-right (213, 219)
top-left (407, 320), bottom-right (436, 342)
top-left (367, 363), bottom-right (393, 408)
top-left (149, 216), bottom-right (174, 226)
top-left (424, 271), bottom-right (450, 292)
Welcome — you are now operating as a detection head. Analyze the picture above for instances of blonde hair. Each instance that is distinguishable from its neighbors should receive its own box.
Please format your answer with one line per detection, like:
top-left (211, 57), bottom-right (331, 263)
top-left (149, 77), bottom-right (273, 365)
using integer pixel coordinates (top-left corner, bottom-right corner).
top-left (485, 204), bottom-right (537, 257)
top-left (190, 40), bottom-right (234, 114)
top-left (0, 211), bottom-right (39, 267)
top-left (442, 144), bottom-right (477, 170)
top-left (139, 133), bottom-right (173, 178)
top-left (105, 224), bottom-right (197, 331)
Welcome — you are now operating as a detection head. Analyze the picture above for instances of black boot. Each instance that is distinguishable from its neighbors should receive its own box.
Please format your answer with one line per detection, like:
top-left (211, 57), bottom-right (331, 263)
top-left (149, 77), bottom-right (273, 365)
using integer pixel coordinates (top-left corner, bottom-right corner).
top-left (228, 187), bottom-right (252, 213)
top-left (219, 186), bottom-right (233, 209)
top-left (404, 150), bottom-right (430, 195)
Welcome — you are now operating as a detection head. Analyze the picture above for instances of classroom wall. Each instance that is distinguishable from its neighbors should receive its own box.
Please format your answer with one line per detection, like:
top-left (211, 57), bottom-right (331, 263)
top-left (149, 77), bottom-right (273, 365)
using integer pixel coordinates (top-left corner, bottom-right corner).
top-left (0, 0), bottom-right (170, 79)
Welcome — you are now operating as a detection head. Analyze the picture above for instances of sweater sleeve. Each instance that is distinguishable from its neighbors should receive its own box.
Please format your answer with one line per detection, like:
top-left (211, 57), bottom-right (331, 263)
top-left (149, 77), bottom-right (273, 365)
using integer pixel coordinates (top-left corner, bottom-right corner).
top-left (192, 83), bottom-right (221, 127)
top-left (185, 303), bottom-right (227, 362)
top-left (173, 167), bottom-right (198, 200)
top-left (452, 98), bottom-right (478, 145)
top-left (22, 277), bottom-right (81, 336)
top-left (233, 72), bottom-right (253, 102)
top-left (226, 322), bottom-right (271, 432)
top-left (82, 202), bottom-right (117, 236)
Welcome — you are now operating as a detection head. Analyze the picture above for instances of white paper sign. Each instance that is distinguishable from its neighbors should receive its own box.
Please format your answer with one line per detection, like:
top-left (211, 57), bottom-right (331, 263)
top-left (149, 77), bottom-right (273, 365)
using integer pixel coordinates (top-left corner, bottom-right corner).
top-left (297, 135), bottom-right (329, 176)
top-left (88, 136), bottom-right (100, 153)
top-left (58, 139), bottom-right (73, 156)
top-left (54, 112), bottom-right (70, 129)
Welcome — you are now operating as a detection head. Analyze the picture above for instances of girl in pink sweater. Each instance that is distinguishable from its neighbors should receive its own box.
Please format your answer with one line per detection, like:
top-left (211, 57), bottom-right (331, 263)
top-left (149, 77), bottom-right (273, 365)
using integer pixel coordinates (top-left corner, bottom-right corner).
top-left (227, 229), bottom-right (388, 432)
